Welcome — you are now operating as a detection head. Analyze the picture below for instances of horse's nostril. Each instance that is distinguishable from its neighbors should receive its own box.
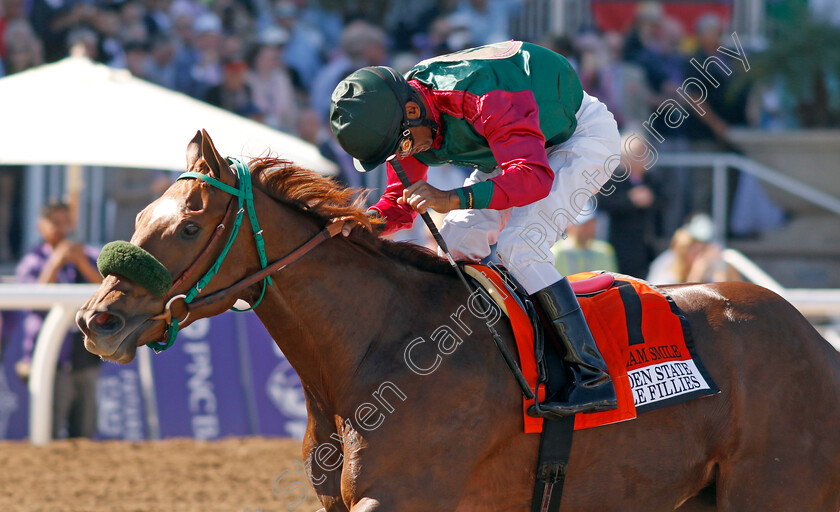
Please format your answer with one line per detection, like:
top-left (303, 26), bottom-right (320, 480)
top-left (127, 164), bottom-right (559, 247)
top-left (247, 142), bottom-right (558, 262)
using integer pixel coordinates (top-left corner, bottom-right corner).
top-left (90, 312), bottom-right (124, 333)
top-left (93, 312), bottom-right (113, 327)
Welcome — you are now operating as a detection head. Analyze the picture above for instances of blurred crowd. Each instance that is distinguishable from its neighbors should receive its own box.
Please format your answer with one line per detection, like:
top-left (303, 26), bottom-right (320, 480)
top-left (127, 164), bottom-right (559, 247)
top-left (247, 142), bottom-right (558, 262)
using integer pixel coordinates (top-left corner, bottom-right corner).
top-left (0, 0), bottom-right (785, 285)
top-left (0, 0), bottom-right (771, 144)
top-left (0, 0), bottom-right (530, 136)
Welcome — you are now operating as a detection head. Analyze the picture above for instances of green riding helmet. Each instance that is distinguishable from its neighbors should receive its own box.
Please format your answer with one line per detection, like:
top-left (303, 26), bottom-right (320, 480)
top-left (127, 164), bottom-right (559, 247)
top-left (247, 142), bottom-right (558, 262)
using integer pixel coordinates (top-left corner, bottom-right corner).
top-left (329, 66), bottom-right (413, 172)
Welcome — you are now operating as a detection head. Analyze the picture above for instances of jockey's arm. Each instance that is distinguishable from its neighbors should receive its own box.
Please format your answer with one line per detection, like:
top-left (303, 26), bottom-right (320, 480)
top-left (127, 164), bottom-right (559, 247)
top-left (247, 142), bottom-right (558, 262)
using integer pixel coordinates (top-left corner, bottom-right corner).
top-left (455, 89), bottom-right (555, 210)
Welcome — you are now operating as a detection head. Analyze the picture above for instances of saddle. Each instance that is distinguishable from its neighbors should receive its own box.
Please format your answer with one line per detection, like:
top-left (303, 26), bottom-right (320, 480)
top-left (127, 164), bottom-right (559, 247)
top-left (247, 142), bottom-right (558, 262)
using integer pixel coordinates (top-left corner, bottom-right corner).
top-left (463, 264), bottom-right (720, 511)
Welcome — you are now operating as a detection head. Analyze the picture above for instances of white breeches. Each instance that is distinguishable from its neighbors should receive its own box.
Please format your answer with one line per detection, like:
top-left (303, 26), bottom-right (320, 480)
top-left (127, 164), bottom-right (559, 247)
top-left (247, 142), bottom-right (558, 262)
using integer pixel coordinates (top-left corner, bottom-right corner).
top-left (439, 92), bottom-right (621, 294)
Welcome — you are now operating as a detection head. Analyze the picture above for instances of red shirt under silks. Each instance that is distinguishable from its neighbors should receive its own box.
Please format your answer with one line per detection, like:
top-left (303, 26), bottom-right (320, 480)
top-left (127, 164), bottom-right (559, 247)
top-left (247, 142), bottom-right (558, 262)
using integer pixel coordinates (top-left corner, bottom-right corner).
top-left (369, 41), bottom-right (583, 235)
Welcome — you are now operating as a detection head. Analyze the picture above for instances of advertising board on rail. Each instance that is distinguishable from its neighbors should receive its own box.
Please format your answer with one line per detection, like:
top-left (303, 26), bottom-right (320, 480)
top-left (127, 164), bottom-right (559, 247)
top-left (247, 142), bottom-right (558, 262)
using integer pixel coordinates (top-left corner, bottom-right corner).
top-left (0, 311), bottom-right (307, 441)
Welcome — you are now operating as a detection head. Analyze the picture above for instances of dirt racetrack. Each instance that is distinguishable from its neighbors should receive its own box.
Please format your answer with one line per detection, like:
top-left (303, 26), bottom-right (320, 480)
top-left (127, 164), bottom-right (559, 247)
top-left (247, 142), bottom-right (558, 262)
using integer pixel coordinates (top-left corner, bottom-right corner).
top-left (0, 437), bottom-right (322, 512)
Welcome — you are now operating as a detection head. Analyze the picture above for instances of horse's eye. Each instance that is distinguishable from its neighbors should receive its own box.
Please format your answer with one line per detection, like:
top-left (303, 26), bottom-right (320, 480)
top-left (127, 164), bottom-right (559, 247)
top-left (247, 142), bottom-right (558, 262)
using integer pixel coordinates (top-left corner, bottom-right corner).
top-left (181, 223), bottom-right (200, 238)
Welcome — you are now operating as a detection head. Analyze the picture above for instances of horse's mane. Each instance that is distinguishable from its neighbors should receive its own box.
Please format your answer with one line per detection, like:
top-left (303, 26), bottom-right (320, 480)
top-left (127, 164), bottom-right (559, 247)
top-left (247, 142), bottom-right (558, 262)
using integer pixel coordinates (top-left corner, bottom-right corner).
top-left (249, 157), bottom-right (455, 275)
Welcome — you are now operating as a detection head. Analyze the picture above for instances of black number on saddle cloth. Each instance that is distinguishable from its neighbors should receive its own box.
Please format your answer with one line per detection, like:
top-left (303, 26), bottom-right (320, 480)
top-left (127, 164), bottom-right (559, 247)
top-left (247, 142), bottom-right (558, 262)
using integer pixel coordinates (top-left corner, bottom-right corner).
top-left (613, 280), bottom-right (645, 346)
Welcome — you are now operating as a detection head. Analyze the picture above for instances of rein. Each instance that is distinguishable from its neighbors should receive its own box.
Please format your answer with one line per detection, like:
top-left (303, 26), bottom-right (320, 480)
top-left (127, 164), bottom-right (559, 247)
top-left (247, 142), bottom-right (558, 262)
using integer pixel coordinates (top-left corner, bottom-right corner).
top-left (146, 157), bottom-right (341, 352)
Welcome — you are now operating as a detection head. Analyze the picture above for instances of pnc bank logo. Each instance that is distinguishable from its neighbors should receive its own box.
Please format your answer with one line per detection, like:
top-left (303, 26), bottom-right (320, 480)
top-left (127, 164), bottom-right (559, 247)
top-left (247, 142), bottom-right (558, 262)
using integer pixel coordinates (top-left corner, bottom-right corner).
top-left (182, 319), bottom-right (220, 440)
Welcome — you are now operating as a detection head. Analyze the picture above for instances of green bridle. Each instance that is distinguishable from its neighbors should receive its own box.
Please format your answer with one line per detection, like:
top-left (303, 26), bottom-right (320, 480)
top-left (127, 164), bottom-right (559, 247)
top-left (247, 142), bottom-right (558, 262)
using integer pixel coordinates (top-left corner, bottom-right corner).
top-left (99, 157), bottom-right (271, 353)
top-left (157, 157), bottom-right (272, 353)
top-left (150, 157), bottom-right (271, 352)
top-left (98, 156), bottom-right (343, 354)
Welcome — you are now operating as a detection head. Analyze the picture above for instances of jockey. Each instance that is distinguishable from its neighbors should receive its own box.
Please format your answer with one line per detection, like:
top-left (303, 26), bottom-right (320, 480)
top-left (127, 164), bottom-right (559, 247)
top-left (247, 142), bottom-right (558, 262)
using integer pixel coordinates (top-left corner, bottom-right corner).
top-left (329, 41), bottom-right (620, 418)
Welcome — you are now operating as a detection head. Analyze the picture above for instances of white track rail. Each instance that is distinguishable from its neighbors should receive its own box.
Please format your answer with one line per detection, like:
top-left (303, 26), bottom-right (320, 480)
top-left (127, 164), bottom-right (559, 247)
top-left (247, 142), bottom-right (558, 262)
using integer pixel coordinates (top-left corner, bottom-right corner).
top-left (0, 284), bottom-right (156, 445)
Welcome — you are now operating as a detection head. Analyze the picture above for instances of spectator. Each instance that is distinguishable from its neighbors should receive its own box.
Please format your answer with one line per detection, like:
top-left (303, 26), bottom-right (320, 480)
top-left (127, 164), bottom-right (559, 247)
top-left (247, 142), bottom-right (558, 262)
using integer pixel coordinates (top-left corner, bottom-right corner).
top-left (217, 0), bottom-right (254, 38)
top-left (270, 0), bottom-right (325, 89)
top-left (685, 13), bottom-right (750, 215)
top-left (599, 31), bottom-right (651, 130)
top-left (174, 11), bottom-right (223, 99)
top-left (310, 20), bottom-right (388, 121)
top-left (3, 19), bottom-right (43, 74)
top-left (551, 209), bottom-right (618, 276)
top-left (119, 1), bottom-right (146, 34)
top-left (685, 13), bottom-right (749, 147)
top-left (623, 2), bottom-right (675, 117)
top-left (296, 108), bottom-right (321, 146)
top-left (169, 2), bottom-right (196, 51)
top-left (1, 0), bottom-right (28, 60)
top-left (383, 0), bottom-right (440, 53)
top-left (15, 202), bottom-right (102, 439)
top-left (247, 31), bottom-right (299, 133)
top-left (420, 15), bottom-right (461, 59)
top-left (451, 0), bottom-right (523, 46)
top-left (291, 0), bottom-right (343, 51)
top-left (221, 32), bottom-right (245, 61)
top-left (143, 0), bottom-right (172, 37)
top-left (93, 7), bottom-right (127, 68)
top-left (597, 135), bottom-right (661, 278)
top-left (647, 214), bottom-right (740, 284)
top-left (441, 13), bottom-right (475, 52)
top-left (298, 108), bottom-right (361, 189)
top-left (29, 0), bottom-right (97, 62)
top-left (637, 16), bottom-right (692, 238)
top-left (622, 1), bottom-right (664, 67)
top-left (122, 40), bottom-right (150, 79)
top-left (122, 1), bottom-right (162, 45)
top-left (0, 164), bottom-right (23, 262)
top-left (0, 21), bottom-right (40, 263)
top-left (146, 34), bottom-right (178, 89)
top-left (204, 58), bottom-right (260, 119)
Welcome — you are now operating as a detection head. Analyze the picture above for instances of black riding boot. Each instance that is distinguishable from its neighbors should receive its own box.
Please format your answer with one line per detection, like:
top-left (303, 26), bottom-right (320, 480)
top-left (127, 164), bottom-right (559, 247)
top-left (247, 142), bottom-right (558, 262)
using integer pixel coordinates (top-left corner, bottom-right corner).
top-left (528, 277), bottom-right (617, 419)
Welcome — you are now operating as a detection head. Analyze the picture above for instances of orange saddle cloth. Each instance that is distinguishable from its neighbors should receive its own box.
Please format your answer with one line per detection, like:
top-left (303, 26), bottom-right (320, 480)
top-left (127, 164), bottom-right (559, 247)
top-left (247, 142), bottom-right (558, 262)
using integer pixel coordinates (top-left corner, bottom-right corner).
top-left (463, 266), bottom-right (719, 433)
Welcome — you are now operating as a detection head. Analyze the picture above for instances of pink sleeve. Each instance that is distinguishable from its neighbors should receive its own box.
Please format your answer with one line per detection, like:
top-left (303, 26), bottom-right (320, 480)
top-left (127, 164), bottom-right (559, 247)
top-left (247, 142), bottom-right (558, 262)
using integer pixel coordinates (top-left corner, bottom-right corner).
top-left (369, 156), bottom-right (429, 235)
top-left (468, 89), bottom-right (554, 209)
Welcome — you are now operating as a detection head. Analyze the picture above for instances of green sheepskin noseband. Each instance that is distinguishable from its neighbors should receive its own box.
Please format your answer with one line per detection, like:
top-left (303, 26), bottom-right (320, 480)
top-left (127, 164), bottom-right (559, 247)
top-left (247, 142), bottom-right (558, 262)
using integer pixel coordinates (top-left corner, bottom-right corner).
top-left (97, 240), bottom-right (173, 297)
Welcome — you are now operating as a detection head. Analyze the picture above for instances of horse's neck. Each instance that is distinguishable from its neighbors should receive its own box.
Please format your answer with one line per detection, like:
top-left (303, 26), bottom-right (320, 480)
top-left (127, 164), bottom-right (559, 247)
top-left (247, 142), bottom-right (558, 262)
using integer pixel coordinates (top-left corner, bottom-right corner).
top-left (252, 231), bottom-right (443, 411)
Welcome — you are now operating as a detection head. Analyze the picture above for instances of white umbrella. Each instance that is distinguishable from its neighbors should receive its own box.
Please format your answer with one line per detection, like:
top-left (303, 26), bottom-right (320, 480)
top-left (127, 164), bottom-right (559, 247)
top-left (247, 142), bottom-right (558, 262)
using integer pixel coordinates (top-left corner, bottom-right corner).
top-left (0, 54), bottom-right (337, 174)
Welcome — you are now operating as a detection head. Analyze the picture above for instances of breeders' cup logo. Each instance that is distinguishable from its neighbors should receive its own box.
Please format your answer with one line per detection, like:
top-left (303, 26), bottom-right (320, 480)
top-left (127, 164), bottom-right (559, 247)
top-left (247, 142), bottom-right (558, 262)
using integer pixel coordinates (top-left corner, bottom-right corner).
top-left (266, 344), bottom-right (306, 438)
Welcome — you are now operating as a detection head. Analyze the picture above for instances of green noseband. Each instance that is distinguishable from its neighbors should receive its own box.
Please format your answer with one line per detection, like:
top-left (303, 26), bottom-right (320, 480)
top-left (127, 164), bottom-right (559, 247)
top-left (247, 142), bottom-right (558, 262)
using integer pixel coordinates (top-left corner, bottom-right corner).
top-left (97, 241), bottom-right (173, 297)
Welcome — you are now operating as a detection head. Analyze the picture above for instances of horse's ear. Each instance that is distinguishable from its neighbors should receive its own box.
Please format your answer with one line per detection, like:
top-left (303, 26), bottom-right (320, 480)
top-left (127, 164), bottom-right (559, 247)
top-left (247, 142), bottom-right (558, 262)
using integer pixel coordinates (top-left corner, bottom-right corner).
top-left (185, 129), bottom-right (235, 184)
top-left (199, 129), bottom-right (232, 182)
top-left (186, 130), bottom-right (202, 170)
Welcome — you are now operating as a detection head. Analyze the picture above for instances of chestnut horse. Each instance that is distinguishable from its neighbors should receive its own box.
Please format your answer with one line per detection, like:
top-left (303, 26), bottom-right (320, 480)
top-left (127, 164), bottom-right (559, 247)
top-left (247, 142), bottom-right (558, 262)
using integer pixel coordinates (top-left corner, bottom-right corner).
top-left (78, 130), bottom-right (840, 511)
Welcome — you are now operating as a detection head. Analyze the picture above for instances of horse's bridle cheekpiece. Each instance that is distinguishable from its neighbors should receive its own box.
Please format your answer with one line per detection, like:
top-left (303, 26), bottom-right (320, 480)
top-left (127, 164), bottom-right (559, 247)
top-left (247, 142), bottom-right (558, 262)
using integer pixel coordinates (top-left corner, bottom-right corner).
top-left (97, 157), bottom-right (342, 353)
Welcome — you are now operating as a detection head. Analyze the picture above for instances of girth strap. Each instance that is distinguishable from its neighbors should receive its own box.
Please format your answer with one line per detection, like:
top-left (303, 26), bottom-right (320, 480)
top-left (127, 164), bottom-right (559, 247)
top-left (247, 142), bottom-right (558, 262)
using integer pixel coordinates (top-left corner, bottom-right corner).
top-left (532, 415), bottom-right (575, 512)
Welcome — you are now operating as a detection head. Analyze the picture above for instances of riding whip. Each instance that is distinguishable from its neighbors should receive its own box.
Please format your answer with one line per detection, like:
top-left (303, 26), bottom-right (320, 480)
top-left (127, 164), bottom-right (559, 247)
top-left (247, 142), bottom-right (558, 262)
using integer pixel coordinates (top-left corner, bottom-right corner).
top-left (387, 156), bottom-right (534, 399)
